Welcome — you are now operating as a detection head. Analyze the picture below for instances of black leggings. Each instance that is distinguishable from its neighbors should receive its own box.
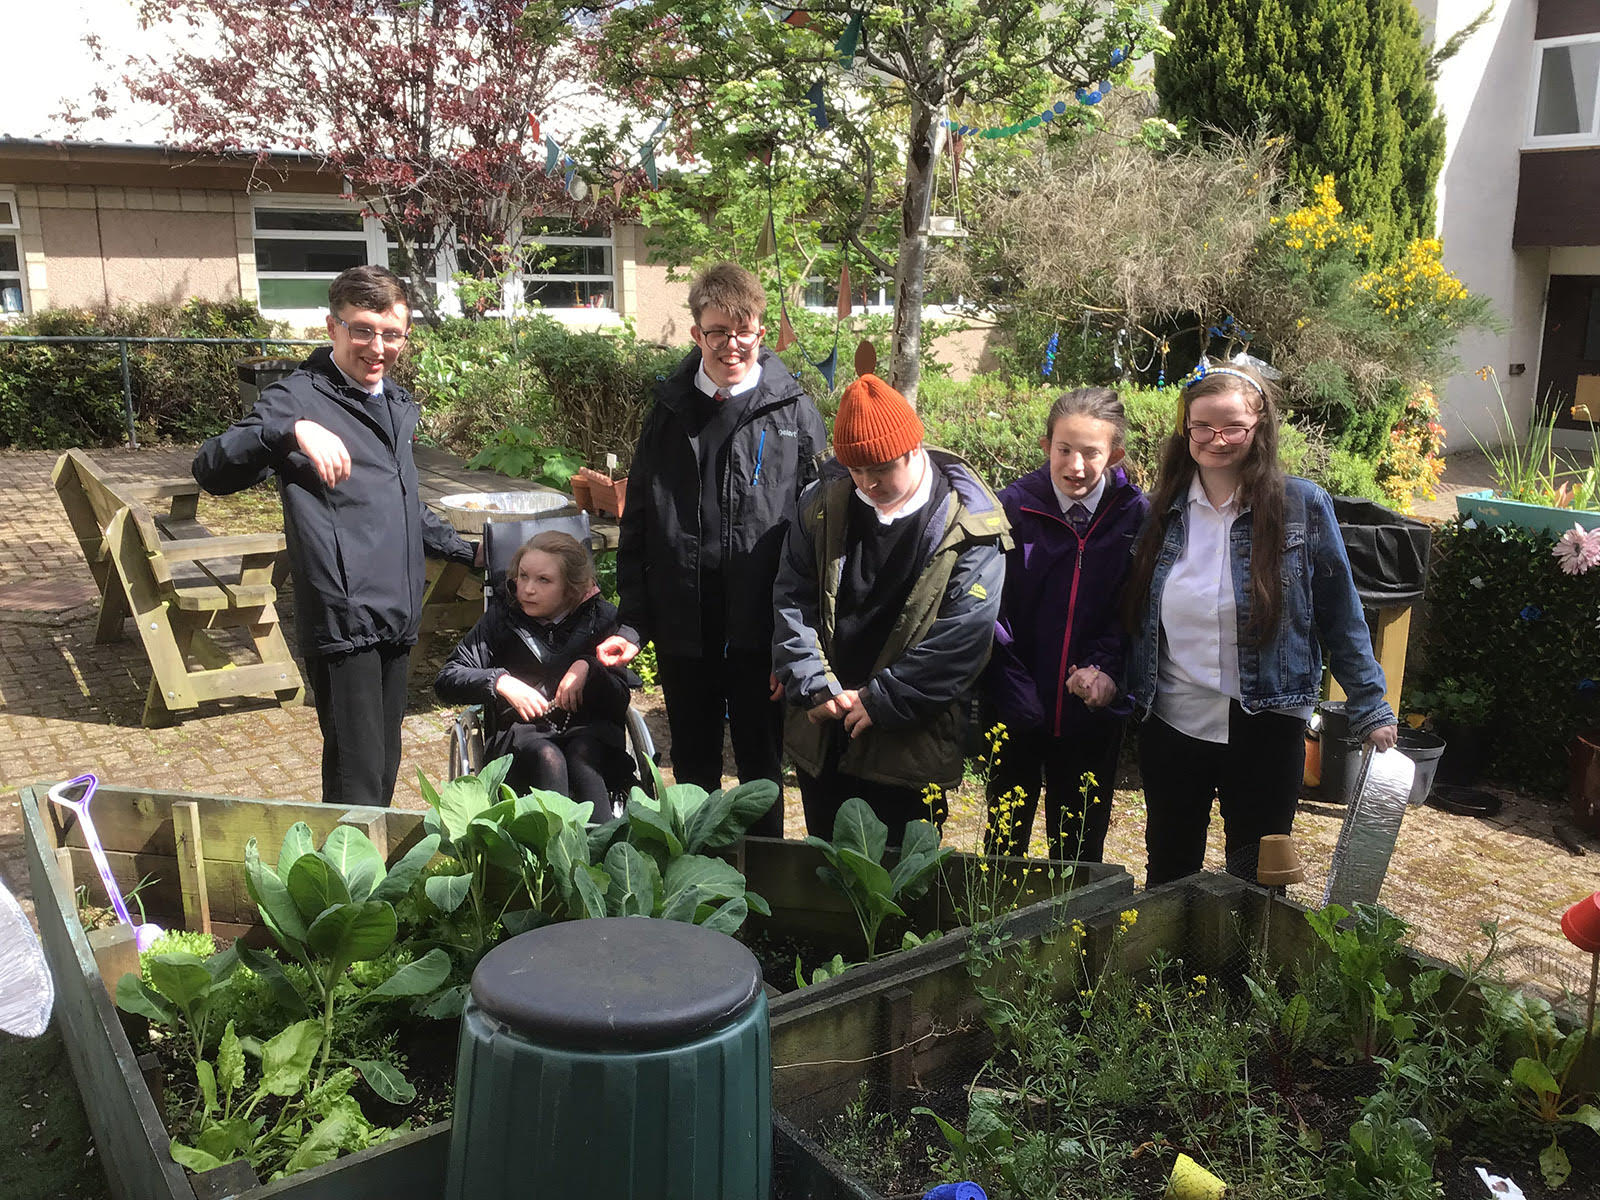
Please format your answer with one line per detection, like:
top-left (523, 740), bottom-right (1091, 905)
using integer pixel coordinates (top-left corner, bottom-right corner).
top-left (1138, 702), bottom-right (1307, 887)
top-left (489, 724), bottom-right (618, 814)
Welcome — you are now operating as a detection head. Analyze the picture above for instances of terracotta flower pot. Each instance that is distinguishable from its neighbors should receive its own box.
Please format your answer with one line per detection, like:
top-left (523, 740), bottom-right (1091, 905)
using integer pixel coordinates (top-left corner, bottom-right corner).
top-left (1257, 835), bottom-right (1305, 887)
top-left (1561, 890), bottom-right (1600, 953)
top-left (569, 473), bottom-right (593, 513)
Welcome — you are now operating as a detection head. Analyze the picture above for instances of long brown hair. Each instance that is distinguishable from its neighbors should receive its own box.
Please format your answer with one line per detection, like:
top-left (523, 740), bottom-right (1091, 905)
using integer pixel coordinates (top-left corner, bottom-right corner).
top-left (1124, 362), bottom-right (1287, 643)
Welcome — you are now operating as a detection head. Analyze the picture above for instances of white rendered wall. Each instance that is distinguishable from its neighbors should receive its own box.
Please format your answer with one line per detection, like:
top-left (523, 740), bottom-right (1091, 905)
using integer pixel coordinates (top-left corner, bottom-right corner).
top-left (1428, 0), bottom-right (1543, 448)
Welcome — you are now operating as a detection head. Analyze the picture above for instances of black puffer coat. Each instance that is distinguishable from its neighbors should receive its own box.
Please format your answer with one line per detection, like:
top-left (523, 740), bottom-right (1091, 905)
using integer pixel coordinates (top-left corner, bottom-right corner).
top-left (192, 347), bottom-right (474, 658)
top-left (434, 593), bottom-right (631, 749)
top-left (616, 347), bottom-right (826, 655)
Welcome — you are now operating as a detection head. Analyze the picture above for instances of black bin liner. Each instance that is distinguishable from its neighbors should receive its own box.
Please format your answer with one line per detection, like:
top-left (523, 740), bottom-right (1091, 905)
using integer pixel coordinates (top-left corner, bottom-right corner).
top-left (1332, 497), bottom-right (1432, 607)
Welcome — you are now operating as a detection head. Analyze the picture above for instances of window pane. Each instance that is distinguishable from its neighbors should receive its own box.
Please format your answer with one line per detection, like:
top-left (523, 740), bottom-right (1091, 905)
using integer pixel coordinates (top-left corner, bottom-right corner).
top-left (255, 208), bottom-right (364, 232)
top-left (0, 200), bottom-right (14, 225)
top-left (804, 278), bottom-right (834, 308)
top-left (260, 277), bottom-right (335, 309)
top-left (0, 237), bottom-right (17, 273)
top-left (1535, 43), bottom-right (1600, 136)
top-left (525, 279), bottom-right (611, 309)
top-left (1, 284), bottom-right (23, 314)
top-left (523, 216), bottom-right (610, 238)
top-left (1586, 287), bottom-right (1600, 361)
top-left (255, 239), bottom-right (368, 273)
top-left (526, 243), bottom-right (612, 276)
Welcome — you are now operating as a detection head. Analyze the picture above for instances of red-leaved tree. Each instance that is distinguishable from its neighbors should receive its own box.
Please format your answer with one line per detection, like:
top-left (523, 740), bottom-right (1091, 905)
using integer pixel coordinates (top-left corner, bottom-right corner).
top-left (68, 0), bottom-right (636, 318)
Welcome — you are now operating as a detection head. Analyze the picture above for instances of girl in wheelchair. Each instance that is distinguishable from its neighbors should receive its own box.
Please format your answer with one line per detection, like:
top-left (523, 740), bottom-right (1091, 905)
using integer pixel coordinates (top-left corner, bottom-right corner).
top-left (435, 530), bottom-right (636, 808)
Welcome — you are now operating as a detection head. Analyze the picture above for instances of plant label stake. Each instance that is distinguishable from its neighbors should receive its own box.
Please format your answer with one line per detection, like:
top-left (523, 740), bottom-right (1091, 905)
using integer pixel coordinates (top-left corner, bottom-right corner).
top-left (48, 773), bottom-right (165, 951)
top-left (1255, 834), bottom-right (1305, 961)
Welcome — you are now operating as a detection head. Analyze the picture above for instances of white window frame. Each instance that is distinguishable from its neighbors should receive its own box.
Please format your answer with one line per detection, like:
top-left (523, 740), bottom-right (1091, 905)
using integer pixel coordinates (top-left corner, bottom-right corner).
top-left (1526, 34), bottom-right (1600, 148)
top-left (0, 189), bottom-right (26, 320)
top-left (511, 219), bottom-right (618, 319)
top-left (252, 195), bottom-right (387, 320)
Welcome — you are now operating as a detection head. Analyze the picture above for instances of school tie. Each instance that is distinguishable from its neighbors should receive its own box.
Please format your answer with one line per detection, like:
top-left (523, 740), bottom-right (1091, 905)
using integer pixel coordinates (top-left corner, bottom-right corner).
top-left (1066, 503), bottom-right (1091, 535)
top-left (713, 390), bottom-right (728, 403)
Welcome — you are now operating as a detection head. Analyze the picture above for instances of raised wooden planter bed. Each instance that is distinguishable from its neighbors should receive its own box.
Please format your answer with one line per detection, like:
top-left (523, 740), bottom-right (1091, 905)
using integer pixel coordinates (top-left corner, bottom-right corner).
top-left (22, 781), bottom-right (1131, 1200)
top-left (768, 871), bottom-right (1533, 1200)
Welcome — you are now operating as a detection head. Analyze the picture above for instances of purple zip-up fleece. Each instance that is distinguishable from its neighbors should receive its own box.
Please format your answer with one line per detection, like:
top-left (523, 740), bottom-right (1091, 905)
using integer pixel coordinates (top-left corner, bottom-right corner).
top-left (983, 462), bottom-right (1149, 735)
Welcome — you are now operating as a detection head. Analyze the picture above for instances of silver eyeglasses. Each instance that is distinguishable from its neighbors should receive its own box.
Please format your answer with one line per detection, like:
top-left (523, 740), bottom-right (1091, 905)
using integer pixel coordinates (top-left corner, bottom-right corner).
top-left (335, 317), bottom-right (409, 347)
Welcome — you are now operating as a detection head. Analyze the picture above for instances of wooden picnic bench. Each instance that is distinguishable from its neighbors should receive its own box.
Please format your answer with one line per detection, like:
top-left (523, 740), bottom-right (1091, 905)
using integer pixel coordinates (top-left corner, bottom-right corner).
top-left (52, 449), bottom-right (304, 726)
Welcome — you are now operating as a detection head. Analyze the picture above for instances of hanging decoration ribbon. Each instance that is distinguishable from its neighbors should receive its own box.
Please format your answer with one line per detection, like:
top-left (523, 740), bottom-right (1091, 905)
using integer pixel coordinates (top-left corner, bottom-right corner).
top-left (837, 258), bottom-right (853, 319)
top-left (807, 79), bottom-right (829, 131)
top-left (946, 48), bottom-right (1129, 139)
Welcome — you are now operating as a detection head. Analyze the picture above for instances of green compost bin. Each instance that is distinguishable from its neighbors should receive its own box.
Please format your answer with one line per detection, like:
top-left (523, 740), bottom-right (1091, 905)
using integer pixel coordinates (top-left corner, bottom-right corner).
top-left (445, 916), bottom-right (771, 1200)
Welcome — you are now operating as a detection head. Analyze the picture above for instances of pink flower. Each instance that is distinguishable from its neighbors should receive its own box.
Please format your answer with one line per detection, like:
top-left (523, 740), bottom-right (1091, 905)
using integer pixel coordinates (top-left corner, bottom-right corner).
top-left (1552, 524), bottom-right (1600, 575)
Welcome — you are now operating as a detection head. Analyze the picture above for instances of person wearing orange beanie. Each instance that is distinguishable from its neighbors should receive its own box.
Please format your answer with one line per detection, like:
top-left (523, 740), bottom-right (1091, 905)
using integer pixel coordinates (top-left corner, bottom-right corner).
top-left (772, 374), bottom-right (1011, 843)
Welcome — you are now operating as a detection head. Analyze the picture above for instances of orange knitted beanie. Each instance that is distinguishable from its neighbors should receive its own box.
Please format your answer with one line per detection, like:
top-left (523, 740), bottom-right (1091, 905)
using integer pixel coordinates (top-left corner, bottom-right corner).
top-left (833, 373), bottom-right (924, 467)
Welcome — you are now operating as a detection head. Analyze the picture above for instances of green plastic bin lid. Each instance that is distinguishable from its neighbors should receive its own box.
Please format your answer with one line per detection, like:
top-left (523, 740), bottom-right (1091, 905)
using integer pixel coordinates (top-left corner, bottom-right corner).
top-left (471, 917), bottom-right (763, 1051)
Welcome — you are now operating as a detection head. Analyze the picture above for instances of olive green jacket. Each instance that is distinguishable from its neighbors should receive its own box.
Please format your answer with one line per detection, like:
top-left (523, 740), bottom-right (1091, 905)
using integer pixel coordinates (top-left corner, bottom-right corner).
top-left (772, 449), bottom-right (1010, 788)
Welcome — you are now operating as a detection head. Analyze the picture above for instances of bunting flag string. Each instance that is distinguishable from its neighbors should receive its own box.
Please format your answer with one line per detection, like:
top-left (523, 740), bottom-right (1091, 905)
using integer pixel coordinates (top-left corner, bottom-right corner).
top-left (945, 48), bottom-right (1128, 140)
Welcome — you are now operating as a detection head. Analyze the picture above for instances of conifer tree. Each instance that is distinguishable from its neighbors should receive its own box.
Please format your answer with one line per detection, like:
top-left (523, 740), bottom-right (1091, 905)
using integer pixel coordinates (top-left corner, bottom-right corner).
top-left (1156, 0), bottom-right (1445, 259)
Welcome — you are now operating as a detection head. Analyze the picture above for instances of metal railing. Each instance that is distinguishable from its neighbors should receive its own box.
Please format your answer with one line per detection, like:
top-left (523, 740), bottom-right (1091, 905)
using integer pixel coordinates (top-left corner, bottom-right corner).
top-left (0, 335), bottom-right (322, 449)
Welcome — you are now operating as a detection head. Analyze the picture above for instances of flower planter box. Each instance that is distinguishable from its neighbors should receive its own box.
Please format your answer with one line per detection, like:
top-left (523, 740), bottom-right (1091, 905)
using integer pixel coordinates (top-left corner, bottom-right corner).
top-left (769, 871), bottom-right (1548, 1200)
top-left (1454, 489), bottom-right (1600, 537)
top-left (21, 781), bottom-right (1131, 1200)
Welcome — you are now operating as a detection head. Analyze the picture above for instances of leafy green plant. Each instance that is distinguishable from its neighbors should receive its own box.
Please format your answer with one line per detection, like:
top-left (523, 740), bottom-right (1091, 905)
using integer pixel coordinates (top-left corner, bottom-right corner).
top-left (1404, 674), bottom-right (1495, 729)
top-left (1479, 983), bottom-right (1600, 1187)
top-left (1325, 1090), bottom-right (1442, 1200)
top-left (1302, 903), bottom-right (1417, 1062)
top-left (117, 945), bottom-right (241, 1071)
top-left (167, 1019), bottom-right (394, 1180)
top-left (238, 821), bottom-right (447, 1097)
top-left (805, 797), bottom-right (952, 961)
top-left (467, 423), bottom-right (583, 490)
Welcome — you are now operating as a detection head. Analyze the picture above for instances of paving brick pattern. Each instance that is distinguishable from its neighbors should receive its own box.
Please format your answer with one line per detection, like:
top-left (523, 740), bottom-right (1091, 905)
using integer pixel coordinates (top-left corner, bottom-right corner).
top-left (1, 446), bottom-right (1596, 1004)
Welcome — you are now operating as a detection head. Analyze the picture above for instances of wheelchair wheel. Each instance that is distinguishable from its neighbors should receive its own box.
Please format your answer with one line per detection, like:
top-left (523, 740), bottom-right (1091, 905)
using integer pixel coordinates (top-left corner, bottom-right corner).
top-left (449, 707), bottom-right (486, 780)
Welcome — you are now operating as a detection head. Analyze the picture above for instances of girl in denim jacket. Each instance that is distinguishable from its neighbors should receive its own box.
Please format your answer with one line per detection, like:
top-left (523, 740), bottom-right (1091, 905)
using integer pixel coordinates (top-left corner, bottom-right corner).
top-left (1124, 362), bottom-right (1396, 886)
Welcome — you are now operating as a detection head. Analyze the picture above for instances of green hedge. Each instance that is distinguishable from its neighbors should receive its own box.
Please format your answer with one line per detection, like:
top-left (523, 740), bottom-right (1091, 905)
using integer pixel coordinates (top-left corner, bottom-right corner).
top-left (0, 300), bottom-right (294, 448)
top-left (401, 316), bottom-right (680, 472)
top-left (1412, 518), bottom-right (1600, 791)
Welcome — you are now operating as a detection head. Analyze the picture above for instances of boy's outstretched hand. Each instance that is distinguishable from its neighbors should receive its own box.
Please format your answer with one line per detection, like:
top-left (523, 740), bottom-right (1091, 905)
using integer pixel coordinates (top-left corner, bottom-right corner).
top-left (595, 635), bottom-right (640, 666)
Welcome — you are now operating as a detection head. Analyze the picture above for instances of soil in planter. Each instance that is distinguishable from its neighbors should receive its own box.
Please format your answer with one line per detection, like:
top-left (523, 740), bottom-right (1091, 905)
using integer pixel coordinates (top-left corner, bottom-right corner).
top-left (741, 927), bottom-right (844, 994)
top-left (1437, 1128), bottom-right (1600, 1200)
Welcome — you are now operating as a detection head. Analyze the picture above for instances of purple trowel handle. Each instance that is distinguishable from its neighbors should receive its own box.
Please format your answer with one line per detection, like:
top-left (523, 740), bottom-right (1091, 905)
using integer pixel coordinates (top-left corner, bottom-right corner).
top-left (46, 774), bottom-right (134, 927)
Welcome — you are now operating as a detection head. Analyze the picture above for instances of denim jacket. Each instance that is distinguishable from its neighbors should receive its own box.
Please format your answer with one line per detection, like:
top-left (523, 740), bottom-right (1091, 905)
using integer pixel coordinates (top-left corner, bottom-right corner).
top-left (1128, 476), bottom-right (1395, 740)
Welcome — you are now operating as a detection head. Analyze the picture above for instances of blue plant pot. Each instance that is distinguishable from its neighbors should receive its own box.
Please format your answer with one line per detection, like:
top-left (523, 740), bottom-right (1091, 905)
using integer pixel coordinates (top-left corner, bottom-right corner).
top-left (1454, 489), bottom-right (1600, 537)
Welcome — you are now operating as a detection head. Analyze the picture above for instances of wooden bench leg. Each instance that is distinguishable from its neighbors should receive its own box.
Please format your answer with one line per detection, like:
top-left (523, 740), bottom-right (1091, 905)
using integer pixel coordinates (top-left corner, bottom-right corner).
top-left (107, 511), bottom-right (201, 726)
top-left (243, 606), bottom-right (304, 708)
top-left (93, 575), bottom-right (131, 644)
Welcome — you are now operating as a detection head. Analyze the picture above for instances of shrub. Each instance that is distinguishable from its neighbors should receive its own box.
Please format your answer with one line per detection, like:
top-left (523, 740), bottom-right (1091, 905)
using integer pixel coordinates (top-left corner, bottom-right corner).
top-left (1413, 518), bottom-right (1600, 791)
top-left (0, 299), bottom-right (292, 448)
top-left (404, 316), bottom-right (680, 473)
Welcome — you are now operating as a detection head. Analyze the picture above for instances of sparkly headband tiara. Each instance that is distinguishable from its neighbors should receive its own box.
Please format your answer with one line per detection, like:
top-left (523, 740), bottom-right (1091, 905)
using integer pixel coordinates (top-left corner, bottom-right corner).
top-left (1182, 359), bottom-right (1265, 400)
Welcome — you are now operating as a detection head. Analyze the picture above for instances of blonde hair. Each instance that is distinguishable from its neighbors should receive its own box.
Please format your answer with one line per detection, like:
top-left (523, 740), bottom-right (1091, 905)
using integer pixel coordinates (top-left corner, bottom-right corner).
top-left (508, 531), bottom-right (593, 609)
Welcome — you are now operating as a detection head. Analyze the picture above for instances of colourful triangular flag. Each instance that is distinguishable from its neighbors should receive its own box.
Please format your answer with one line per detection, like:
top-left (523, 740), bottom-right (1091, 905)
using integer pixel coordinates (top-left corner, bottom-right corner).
top-left (563, 160), bottom-right (577, 192)
top-left (783, 8), bottom-right (812, 27)
top-left (807, 79), bottom-right (829, 130)
top-left (528, 114), bottom-right (542, 145)
top-left (813, 347), bottom-right (839, 390)
top-left (837, 259), bottom-right (852, 318)
top-left (641, 146), bottom-right (659, 189)
top-left (836, 13), bottom-right (862, 67)
top-left (777, 311), bottom-right (797, 351)
top-left (544, 137), bottom-right (560, 175)
top-left (756, 212), bottom-right (777, 259)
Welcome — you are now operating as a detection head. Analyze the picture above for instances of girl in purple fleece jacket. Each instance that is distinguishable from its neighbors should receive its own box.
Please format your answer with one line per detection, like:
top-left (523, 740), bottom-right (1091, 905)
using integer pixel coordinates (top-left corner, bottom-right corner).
top-left (982, 388), bottom-right (1149, 862)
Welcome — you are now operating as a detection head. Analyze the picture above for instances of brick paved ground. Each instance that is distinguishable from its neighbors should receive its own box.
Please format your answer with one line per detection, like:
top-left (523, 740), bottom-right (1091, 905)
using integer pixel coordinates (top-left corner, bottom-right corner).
top-left (1, 446), bottom-right (1598, 1042)
top-left (2, 444), bottom-right (1598, 1197)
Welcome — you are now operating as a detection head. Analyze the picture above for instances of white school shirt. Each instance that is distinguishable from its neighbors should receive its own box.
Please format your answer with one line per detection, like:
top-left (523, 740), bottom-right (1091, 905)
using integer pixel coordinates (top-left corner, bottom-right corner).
top-left (1153, 474), bottom-right (1241, 743)
top-left (693, 359), bottom-right (763, 399)
top-left (1050, 472), bottom-right (1107, 519)
top-left (854, 447), bottom-right (936, 525)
